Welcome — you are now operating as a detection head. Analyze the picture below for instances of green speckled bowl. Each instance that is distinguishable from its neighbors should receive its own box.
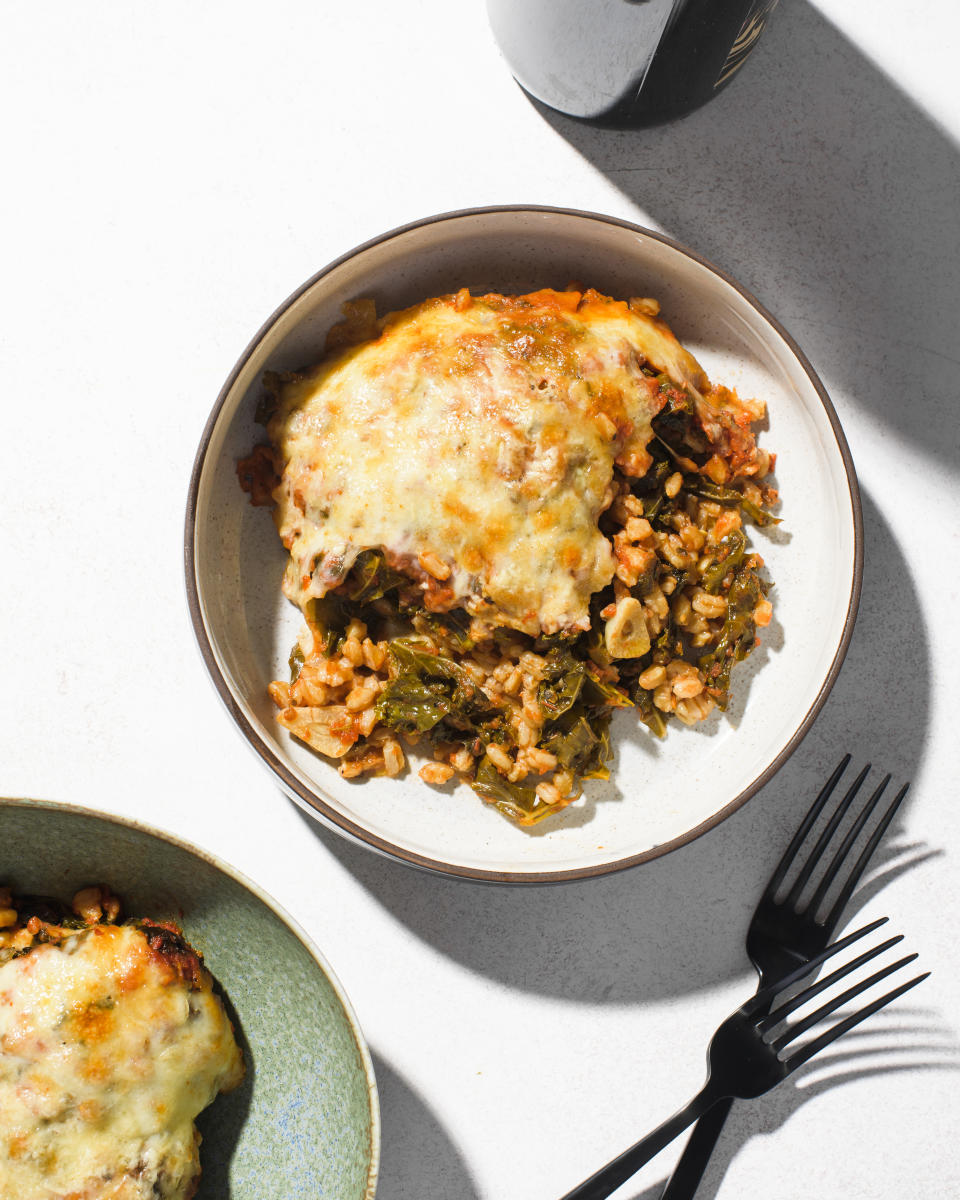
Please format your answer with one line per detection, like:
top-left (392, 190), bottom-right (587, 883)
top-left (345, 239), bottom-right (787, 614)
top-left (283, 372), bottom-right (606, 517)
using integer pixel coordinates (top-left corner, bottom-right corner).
top-left (0, 798), bottom-right (379, 1200)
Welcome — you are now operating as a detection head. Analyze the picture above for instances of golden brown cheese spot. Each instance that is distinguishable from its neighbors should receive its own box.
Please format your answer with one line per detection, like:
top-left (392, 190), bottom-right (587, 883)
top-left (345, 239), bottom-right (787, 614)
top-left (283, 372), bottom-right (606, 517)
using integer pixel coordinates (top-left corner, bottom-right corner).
top-left (270, 288), bottom-right (710, 635)
top-left (68, 999), bottom-right (117, 1045)
top-left (81, 1053), bottom-right (111, 1084)
top-left (76, 1099), bottom-right (102, 1124)
top-left (7, 1133), bottom-right (28, 1160)
top-left (0, 923), bottom-right (243, 1200)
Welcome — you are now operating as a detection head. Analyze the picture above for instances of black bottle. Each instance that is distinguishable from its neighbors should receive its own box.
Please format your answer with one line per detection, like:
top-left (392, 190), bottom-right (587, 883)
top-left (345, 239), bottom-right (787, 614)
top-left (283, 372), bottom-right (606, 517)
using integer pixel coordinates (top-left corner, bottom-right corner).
top-left (487, 0), bottom-right (778, 127)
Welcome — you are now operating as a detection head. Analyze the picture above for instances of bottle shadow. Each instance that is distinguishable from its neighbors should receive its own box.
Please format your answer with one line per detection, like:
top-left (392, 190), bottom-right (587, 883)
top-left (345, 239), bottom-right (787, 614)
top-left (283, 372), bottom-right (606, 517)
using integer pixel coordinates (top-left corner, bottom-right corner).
top-left (527, 0), bottom-right (960, 472)
top-left (297, 487), bottom-right (932, 1005)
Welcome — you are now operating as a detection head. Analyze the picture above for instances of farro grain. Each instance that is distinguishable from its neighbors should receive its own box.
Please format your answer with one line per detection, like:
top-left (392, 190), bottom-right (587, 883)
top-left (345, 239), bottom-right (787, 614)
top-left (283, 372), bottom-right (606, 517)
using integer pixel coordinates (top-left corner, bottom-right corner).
top-left (362, 638), bottom-right (386, 670)
top-left (712, 509), bottom-right (741, 540)
top-left (521, 698), bottom-right (544, 726)
top-left (419, 762), bottom-right (456, 785)
top-left (624, 516), bottom-right (653, 542)
top-left (642, 585), bottom-right (669, 621)
top-left (290, 668), bottom-right (333, 707)
top-left (666, 659), bottom-right (696, 680)
top-left (486, 743), bottom-right (513, 774)
top-left (525, 746), bottom-right (558, 773)
top-left (71, 887), bottom-right (106, 924)
top-left (679, 523), bottom-right (706, 552)
top-left (418, 549), bottom-right (451, 580)
top-left (535, 781), bottom-right (563, 806)
top-left (317, 659), bottom-right (353, 686)
top-left (664, 471), bottom-right (683, 498)
top-left (672, 674), bottom-right (704, 700)
top-left (339, 745), bottom-right (387, 777)
top-left (692, 590), bottom-right (728, 619)
top-left (503, 667), bottom-right (523, 695)
top-left (382, 738), bottom-right (405, 777)
top-left (519, 651), bottom-right (545, 677)
top-left (554, 769), bottom-right (575, 796)
top-left (358, 708), bottom-right (379, 737)
top-left (342, 637), bottom-right (364, 666)
top-left (517, 718), bottom-right (536, 748)
top-left (653, 683), bottom-right (677, 713)
top-left (637, 664), bottom-right (666, 689)
top-left (676, 694), bottom-right (715, 725)
top-left (345, 682), bottom-right (378, 712)
top-left (658, 532), bottom-right (696, 570)
top-left (450, 747), bottom-right (474, 773)
top-left (672, 593), bottom-right (692, 625)
top-left (703, 454), bottom-right (729, 484)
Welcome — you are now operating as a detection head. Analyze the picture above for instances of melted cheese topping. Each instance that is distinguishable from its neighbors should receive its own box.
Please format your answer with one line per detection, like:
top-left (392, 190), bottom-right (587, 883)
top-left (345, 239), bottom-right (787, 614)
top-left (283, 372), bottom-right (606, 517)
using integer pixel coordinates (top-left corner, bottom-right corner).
top-left (270, 288), bottom-right (708, 635)
top-left (0, 924), bottom-right (244, 1200)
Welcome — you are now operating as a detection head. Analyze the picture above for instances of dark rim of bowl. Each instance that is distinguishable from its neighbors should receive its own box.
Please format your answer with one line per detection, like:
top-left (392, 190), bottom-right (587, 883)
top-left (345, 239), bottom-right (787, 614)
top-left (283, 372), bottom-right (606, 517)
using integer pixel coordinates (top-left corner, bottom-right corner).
top-left (184, 204), bottom-right (864, 885)
top-left (0, 795), bottom-right (381, 1198)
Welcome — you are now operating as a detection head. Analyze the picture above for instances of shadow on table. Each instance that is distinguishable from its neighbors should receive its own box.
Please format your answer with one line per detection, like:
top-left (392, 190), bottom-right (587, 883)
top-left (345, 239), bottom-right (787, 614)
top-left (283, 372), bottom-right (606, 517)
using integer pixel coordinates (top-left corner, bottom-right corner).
top-left (631, 1048), bottom-right (960, 1200)
top-left (528, 0), bottom-right (960, 472)
top-left (300, 488), bottom-right (933, 1006)
top-left (559, 1008), bottom-right (960, 1199)
top-left (370, 1051), bottom-right (481, 1200)
top-left (546, 1030), bottom-right (959, 1200)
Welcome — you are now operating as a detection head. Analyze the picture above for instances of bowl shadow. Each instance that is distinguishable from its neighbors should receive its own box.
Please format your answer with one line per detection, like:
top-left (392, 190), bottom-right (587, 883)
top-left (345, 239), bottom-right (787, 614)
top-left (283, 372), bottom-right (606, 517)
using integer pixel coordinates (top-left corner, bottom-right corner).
top-left (297, 485), bottom-right (931, 1005)
top-left (368, 1051), bottom-right (480, 1200)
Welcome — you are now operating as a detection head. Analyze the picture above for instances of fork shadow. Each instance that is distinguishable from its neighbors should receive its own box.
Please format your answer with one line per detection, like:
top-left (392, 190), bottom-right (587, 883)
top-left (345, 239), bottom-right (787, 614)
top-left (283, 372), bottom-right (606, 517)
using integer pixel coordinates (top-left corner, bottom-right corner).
top-left (629, 1053), bottom-right (960, 1200)
top-left (838, 842), bottom-right (942, 928)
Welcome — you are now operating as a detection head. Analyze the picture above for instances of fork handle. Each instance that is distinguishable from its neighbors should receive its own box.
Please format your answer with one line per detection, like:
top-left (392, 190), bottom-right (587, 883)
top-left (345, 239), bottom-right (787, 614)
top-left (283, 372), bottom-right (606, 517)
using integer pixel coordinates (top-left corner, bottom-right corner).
top-left (558, 1087), bottom-right (717, 1200)
top-left (658, 1096), bottom-right (734, 1199)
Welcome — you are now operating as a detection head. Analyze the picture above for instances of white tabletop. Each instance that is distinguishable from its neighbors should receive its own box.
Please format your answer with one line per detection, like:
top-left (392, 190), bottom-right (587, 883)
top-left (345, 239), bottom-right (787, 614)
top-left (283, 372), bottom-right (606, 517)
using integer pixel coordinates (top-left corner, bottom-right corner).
top-left (2, 2), bottom-right (958, 1197)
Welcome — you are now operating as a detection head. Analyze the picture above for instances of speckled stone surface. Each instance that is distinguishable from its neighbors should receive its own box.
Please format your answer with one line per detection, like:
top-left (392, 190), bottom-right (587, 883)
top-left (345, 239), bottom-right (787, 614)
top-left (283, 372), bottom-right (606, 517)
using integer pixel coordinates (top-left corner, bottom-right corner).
top-left (0, 1), bottom-right (957, 1197)
top-left (0, 801), bottom-right (378, 1199)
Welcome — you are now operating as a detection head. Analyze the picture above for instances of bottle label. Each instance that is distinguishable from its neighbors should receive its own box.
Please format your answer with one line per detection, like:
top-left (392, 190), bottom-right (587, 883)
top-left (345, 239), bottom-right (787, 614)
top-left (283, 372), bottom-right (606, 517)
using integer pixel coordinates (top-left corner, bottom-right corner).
top-left (715, 0), bottom-right (779, 89)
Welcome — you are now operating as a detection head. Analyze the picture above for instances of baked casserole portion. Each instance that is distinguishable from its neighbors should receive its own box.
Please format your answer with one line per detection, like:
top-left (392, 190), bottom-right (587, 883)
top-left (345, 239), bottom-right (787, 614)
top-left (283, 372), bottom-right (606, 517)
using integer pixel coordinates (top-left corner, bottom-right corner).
top-left (0, 886), bottom-right (244, 1199)
top-left (240, 287), bottom-right (779, 825)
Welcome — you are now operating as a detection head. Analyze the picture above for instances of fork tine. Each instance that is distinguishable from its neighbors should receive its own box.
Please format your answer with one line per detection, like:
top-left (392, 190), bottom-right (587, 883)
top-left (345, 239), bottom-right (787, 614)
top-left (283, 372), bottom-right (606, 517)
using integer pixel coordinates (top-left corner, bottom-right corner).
top-left (758, 934), bottom-right (904, 1034)
top-left (782, 763), bottom-right (871, 911)
top-left (783, 971), bottom-right (930, 1072)
top-left (743, 916), bottom-right (888, 1017)
top-left (762, 754), bottom-right (852, 902)
top-left (806, 774), bottom-right (891, 926)
top-left (770, 951), bottom-right (917, 1051)
top-left (820, 782), bottom-right (910, 935)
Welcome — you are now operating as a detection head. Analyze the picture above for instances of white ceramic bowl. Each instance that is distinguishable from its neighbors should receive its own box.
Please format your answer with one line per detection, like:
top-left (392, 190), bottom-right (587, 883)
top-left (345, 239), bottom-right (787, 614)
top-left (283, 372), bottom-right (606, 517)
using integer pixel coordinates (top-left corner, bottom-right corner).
top-left (186, 206), bottom-right (862, 883)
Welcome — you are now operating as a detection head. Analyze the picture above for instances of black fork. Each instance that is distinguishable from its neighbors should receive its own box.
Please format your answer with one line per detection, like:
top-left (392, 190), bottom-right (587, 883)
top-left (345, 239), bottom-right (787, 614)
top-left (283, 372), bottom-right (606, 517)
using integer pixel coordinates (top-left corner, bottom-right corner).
top-left (660, 756), bottom-right (909, 1199)
top-left (559, 919), bottom-right (927, 1200)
